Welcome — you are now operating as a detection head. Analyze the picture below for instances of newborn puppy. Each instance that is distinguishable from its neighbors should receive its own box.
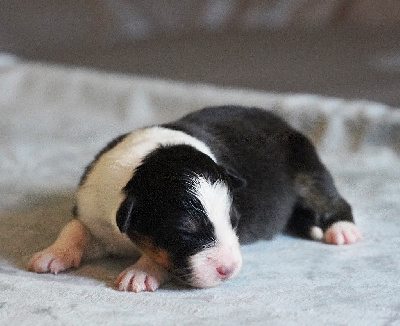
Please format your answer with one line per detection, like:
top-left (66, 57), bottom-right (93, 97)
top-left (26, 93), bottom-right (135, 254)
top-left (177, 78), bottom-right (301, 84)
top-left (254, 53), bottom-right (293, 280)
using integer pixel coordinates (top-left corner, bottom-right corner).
top-left (28, 106), bottom-right (361, 292)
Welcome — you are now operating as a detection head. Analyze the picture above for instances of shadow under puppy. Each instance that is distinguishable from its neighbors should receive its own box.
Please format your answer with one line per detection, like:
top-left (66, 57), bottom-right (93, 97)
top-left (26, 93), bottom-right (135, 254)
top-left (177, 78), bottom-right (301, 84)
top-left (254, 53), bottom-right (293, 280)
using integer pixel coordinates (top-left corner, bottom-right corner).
top-left (29, 106), bottom-right (361, 292)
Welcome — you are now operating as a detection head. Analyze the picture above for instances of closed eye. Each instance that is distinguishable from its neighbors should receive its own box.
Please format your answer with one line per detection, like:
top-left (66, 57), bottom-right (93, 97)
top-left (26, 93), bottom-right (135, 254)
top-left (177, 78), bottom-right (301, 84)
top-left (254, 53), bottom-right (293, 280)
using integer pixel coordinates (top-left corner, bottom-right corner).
top-left (230, 207), bottom-right (240, 230)
top-left (231, 216), bottom-right (239, 229)
top-left (178, 217), bottom-right (201, 234)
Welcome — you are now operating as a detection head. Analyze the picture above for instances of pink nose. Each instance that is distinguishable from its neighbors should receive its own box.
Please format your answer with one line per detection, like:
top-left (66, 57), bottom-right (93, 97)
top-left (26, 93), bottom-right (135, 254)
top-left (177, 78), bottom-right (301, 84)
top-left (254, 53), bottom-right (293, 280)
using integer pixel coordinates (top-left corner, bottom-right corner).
top-left (216, 265), bottom-right (236, 279)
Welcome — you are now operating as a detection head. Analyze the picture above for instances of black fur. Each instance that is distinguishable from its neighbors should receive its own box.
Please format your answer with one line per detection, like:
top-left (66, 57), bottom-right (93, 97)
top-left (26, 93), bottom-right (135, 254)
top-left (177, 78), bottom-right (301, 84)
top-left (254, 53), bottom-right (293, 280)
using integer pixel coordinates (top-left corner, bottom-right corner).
top-left (165, 106), bottom-right (354, 243)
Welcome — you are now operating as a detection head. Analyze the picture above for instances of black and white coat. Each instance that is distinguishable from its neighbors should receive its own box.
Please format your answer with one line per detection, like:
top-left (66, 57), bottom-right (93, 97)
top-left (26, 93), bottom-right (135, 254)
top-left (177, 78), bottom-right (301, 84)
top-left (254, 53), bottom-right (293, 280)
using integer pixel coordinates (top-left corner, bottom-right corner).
top-left (29, 106), bottom-right (361, 292)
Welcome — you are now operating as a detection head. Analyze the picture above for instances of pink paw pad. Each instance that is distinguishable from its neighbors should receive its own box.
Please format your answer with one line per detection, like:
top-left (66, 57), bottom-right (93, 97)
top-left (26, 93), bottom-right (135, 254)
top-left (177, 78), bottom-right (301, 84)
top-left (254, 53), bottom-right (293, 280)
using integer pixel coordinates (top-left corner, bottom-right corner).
top-left (115, 268), bottom-right (160, 293)
top-left (324, 221), bottom-right (362, 245)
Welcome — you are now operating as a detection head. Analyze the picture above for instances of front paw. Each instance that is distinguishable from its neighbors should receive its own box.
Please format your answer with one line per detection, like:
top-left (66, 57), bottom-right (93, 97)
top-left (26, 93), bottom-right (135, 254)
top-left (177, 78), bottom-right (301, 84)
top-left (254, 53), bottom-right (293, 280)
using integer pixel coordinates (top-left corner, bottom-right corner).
top-left (115, 256), bottom-right (170, 293)
top-left (116, 268), bottom-right (161, 292)
top-left (324, 221), bottom-right (362, 245)
top-left (28, 247), bottom-right (82, 274)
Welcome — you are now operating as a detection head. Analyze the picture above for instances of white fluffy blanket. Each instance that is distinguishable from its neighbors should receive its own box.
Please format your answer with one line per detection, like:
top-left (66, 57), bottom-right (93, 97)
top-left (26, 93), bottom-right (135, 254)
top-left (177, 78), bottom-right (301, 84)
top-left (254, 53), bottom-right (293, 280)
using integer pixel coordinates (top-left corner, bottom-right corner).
top-left (1, 62), bottom-right (399, 325)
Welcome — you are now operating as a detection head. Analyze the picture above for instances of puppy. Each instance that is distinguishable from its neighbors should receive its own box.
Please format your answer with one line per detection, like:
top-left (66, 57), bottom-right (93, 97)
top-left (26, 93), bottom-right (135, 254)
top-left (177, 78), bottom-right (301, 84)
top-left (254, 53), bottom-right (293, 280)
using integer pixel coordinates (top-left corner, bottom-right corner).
top-left (28, 106), bottom-right (361, 292)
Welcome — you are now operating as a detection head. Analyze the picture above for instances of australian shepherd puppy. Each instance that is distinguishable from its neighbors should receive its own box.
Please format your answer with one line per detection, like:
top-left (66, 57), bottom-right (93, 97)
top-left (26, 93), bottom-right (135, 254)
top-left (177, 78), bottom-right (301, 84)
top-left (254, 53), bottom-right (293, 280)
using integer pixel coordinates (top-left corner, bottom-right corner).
top-left (28, 106), bottom-right (361, 292)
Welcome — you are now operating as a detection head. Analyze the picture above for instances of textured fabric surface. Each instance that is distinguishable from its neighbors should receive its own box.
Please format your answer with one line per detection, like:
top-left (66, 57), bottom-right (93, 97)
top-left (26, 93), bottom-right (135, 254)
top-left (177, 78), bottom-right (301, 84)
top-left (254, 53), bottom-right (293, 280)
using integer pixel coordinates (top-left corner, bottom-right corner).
top-left (0, 62), bottom-right (399, 325)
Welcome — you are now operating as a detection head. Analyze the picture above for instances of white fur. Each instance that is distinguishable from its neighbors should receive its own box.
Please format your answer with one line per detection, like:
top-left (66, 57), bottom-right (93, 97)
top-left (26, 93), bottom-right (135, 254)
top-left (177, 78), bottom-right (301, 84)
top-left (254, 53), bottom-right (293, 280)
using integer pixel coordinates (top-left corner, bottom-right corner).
top-left (76, 127), bottom-right (217, 255)
top-left (196, 179), bottom-right (235, 246)
top-left (189, 179), bottom-right (243, 288)
top-left (310, 226), bottom-right (324, 241)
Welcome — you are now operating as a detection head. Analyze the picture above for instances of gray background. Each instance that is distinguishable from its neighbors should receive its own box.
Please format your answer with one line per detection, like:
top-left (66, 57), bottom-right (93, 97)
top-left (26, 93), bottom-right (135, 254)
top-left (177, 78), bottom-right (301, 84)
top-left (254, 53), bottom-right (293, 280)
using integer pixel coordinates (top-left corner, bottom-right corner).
top-left (1, 0), bottom-right (400, 107)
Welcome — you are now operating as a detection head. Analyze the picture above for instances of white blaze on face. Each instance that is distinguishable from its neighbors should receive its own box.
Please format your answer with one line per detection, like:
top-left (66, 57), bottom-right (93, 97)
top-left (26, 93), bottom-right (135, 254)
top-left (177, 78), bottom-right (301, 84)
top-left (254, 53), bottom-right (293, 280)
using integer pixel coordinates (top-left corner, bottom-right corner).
top-left (188, 178), bottom-right (243, 288)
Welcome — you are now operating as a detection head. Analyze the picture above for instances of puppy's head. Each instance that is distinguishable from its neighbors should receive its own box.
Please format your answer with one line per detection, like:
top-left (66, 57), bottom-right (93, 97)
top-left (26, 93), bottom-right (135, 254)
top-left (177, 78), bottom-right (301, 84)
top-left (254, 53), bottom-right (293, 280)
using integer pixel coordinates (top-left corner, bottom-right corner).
top-left (116, 144), bottom-right (245, 288)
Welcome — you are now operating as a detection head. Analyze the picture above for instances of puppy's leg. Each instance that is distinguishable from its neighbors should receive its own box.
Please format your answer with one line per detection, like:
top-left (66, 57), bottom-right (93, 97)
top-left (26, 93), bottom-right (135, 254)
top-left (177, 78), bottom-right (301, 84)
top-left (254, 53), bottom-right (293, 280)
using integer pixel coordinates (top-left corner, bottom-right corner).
top-left (28, 219), bottom-right (104, 274)
top-left (288, 193), bottom-right (362, 245)
top-left (115, 255), bottom-right (171, 293)
top-left (286, 132), bottom-right (362, 245)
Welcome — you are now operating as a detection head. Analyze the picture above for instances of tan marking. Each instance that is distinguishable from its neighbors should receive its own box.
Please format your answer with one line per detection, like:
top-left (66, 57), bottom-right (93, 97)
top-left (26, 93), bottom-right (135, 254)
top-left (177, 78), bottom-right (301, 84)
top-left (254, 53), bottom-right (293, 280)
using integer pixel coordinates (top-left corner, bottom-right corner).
top-left (133, 234), bottom-right (173, 270)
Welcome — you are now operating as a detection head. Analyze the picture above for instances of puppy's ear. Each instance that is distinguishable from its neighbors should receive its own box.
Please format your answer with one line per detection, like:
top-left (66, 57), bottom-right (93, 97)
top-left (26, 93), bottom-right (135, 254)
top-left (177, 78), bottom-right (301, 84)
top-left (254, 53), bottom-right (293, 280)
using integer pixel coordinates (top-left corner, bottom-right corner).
top-left (116, 193), bottom-right (136, 233)
top-left (222, 166), bottom-right (247, 190)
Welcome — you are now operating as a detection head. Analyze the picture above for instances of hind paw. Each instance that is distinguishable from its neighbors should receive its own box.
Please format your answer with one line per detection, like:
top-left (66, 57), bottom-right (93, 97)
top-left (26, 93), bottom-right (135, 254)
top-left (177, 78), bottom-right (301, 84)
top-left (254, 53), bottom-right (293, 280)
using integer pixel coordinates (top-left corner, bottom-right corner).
top-left (324, 221), bottom-right (362, 245)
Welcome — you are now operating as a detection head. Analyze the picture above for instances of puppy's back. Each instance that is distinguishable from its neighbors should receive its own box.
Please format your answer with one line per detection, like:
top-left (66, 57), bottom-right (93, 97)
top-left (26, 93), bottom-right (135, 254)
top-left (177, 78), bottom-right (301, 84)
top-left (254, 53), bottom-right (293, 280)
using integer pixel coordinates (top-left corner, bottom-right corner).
top-left (165, 106), bottom-right (301, 242)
